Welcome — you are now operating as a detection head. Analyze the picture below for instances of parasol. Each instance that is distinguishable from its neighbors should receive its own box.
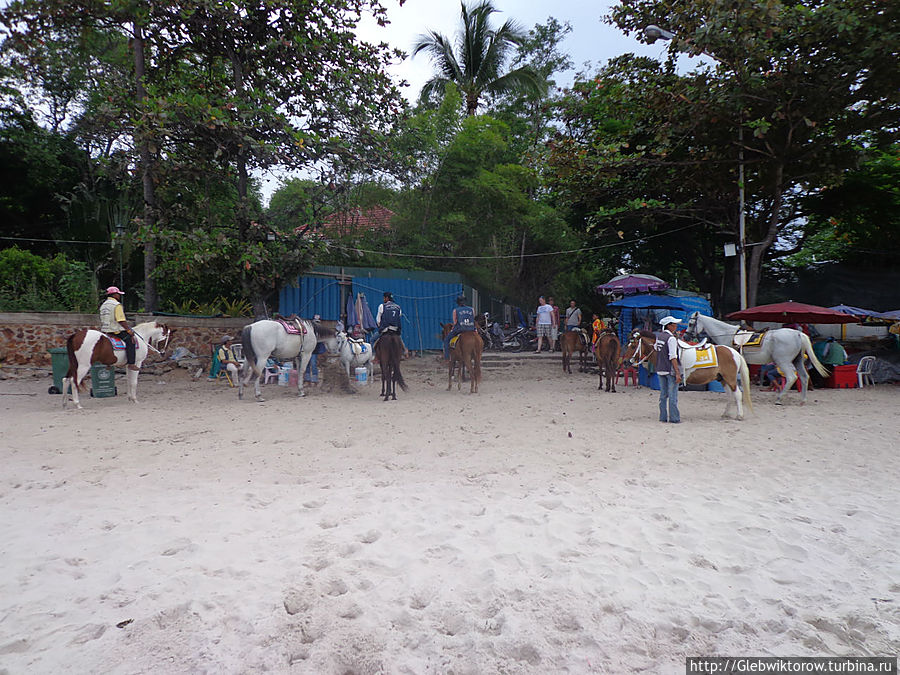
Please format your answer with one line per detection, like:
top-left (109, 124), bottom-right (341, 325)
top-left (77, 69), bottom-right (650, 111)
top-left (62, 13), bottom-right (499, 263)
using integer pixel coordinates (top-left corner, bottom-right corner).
top-left (596, 273), bottom-right (669, 296)
top-left (726, 301), bottom-right (859, 324)
top-left (829, 304), bottom-right (884, 319)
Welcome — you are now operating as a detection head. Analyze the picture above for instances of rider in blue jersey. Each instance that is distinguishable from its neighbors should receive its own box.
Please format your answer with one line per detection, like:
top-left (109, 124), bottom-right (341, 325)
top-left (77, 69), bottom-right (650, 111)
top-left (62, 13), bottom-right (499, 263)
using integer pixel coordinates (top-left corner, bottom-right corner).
top-left (443, 295), bottom-right (476, 361)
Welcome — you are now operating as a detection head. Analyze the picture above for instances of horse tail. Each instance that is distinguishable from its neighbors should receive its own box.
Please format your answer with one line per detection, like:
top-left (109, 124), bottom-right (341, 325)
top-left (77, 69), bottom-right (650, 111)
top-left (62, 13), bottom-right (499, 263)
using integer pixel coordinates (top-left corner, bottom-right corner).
top-left (737, 351), bottom-right (753, 414)
top-left (65, 332), bottom-right (87, 391)
top-left (240, 324), bottom-right (260, 375)
top-left (800, 332), bottom-right (829, 377)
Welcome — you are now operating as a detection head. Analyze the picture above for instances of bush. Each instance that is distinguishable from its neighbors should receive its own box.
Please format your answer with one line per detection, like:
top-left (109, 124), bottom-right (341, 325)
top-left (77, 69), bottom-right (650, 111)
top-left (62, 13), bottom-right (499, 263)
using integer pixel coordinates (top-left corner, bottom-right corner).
top-left (0, 247), bottom-right (95, 312)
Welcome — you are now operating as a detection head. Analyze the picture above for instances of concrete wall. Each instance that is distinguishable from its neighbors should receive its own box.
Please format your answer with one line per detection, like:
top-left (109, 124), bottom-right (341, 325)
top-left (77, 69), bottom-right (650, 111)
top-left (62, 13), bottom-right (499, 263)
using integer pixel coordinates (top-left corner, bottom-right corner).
top-left (0, 312), bottom-right (253, 368)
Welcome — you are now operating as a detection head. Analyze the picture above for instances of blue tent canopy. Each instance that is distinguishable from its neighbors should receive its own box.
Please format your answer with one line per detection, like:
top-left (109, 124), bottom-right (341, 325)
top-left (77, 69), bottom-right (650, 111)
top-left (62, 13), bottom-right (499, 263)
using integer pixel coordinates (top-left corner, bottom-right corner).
top-left (607, 295), bottom-right (686, 310)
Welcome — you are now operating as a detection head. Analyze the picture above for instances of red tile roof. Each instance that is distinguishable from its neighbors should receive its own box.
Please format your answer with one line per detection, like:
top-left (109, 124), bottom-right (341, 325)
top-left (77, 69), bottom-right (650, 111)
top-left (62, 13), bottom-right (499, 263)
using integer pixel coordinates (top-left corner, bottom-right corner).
top-left (322, 205), bottom-right (394, 237)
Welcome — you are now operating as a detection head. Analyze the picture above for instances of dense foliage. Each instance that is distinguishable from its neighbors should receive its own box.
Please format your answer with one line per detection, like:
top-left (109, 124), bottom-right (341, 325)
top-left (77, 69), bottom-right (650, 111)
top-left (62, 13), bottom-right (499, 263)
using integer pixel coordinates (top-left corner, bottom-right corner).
top-left (1, 0), bottom-right (897, 317)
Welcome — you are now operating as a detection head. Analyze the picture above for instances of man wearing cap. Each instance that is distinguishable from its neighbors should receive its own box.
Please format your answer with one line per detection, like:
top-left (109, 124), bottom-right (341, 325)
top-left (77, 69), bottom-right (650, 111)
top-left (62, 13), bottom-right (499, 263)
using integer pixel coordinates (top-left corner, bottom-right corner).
top-left (655, 316), bottom-right (683, 423)
top-left (217, 336), bottom-right (241, 382)
top-left (442, 294), bottom-right (476, 362)
top-left (99, 286), bottom-right (138, 370)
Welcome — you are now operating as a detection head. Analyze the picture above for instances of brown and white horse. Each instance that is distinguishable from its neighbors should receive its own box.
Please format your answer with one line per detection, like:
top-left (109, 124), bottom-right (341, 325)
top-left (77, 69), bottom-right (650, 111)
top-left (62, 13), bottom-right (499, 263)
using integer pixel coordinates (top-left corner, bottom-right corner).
top-left (623, 329), bottom-right (753, 420)
top-left (62, 321), bottom-right (172, 409)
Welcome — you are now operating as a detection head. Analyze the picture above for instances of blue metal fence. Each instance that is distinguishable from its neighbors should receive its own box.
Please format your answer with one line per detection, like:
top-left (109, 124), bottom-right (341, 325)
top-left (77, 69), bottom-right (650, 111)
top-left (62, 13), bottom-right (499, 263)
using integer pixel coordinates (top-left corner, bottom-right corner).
top-left (278, 275), bottom-right (344, 321)
top-left (351, 276), bottom-right (463, 352)
top-left (278, 272), bottom-right (464, 351)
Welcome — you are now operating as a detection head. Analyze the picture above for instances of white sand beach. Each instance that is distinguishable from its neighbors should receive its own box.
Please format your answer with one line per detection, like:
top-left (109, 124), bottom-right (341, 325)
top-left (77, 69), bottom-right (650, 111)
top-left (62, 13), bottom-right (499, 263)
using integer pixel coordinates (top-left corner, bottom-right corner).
top-left (1, 354), bottom-right (898, 674)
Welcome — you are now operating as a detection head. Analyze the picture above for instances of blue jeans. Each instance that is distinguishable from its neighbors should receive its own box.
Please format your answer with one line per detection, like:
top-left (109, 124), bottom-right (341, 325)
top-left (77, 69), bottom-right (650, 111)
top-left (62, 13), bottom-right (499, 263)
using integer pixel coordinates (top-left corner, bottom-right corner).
top-left (304, 354), bottom-right (318, 383)
top-left (658, 373), bottom-right (680, 423)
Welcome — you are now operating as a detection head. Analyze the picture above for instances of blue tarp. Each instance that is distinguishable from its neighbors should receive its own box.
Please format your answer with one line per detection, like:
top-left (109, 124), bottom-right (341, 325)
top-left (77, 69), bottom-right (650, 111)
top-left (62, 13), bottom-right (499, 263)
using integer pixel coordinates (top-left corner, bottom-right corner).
top-left (608, 294), bottom-right (712, 344)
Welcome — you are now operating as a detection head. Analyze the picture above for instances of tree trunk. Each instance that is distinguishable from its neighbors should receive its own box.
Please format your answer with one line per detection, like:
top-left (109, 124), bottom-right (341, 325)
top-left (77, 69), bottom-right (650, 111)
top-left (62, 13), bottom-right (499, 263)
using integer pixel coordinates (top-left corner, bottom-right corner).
top-left (132, 19), bottom-right (158, 312)
top-left (747, 162), bottom-right (786, 308)
top-left (229, 50), bottom-right (257, 309)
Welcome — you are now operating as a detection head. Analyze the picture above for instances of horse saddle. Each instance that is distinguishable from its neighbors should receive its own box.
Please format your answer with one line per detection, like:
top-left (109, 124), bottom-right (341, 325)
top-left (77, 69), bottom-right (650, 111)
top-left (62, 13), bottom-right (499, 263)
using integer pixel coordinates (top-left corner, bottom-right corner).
top-left (733, 329), bottom-right (765, 350)
top-left (276, 318), bottom-right (306, 335)
top-left (348, 338), bottom-right (368, 355)
top-left (686, 345), bottom-right (718, 368)
top-left (449, 335), bottom-right (461, 349)
top-left (104, 334), bottom-right (128, 350)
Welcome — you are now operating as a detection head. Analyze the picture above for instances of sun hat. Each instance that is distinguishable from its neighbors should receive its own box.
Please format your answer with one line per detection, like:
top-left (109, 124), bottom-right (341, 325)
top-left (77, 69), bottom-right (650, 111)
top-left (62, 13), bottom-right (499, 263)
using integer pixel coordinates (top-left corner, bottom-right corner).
top-left (106, 286), bottom-right (124, 295)
top-left (659, 316), bottom-right (682, 327)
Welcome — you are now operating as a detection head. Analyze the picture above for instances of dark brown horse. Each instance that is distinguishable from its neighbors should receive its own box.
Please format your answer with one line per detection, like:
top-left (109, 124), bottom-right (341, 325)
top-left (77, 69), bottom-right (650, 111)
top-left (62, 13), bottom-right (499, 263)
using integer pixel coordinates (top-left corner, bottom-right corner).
top-left (559, 329), bottom-right (590, 374)
top-left (594, 331), bottom-right (621, 392)
top-left (373, 331), bottom-right (407, 401)
top-left (446, 330), bottom-right (483, 393)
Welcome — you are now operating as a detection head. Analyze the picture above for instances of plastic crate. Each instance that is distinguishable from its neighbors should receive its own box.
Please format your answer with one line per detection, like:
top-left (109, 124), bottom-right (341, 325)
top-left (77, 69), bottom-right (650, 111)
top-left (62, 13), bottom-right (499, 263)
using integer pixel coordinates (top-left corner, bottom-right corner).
top-left (826, 364), bottom-right (857, 389)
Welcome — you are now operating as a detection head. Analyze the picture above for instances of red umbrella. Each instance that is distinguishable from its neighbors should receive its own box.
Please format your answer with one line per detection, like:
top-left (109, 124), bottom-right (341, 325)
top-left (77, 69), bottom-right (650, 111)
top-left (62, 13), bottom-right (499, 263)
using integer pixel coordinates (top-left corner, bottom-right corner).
top-left (726, 301), bottom-right (859, 324)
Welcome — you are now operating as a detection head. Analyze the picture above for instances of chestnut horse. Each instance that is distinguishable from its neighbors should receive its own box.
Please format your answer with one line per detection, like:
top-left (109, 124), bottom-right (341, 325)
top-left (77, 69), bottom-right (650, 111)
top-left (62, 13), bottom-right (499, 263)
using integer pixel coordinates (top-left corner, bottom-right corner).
top-left (446, 330), bottom-right (483, 393)
top-left (373, 331), bottom-right (407, 401)
top-left (559, 329), bottom-right (590, 374)
top-left (62, 321), bottom-right (172, 409)
top-left (594, 331), bottom-right (621, 392)
top-left (624, 329), bottom-right (752, 420)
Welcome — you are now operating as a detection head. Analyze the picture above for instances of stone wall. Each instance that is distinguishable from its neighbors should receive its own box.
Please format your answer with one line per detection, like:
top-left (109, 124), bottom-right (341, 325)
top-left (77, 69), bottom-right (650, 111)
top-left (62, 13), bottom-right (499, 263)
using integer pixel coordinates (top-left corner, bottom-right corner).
top-left (0, 312), bottom-right (253, 369)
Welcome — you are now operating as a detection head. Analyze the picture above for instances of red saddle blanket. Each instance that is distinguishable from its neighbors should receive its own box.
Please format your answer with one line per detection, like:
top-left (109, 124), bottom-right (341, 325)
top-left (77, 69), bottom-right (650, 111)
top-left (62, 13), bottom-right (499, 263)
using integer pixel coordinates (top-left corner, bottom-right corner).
top-left (105, 334), bottom-right (127, 350)
top-left (276, 318), bottom-right (306, 335)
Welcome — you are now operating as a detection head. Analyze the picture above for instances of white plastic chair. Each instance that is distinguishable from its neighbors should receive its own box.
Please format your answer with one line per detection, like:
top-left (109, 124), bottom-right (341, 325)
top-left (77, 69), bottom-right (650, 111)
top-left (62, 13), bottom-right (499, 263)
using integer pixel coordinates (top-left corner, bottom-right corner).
top-left (856, 356), bottom-right (876, 388)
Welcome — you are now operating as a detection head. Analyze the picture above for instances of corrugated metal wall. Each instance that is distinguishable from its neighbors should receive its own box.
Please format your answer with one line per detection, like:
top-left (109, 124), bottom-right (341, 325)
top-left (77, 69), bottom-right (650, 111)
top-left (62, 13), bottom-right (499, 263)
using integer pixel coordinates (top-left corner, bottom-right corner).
top-left (278, 268), bottom-right (466, 351)
top-left (351, 276), bottom-right (463, 352)
top-left (278, 275), bottom-right (344, 320)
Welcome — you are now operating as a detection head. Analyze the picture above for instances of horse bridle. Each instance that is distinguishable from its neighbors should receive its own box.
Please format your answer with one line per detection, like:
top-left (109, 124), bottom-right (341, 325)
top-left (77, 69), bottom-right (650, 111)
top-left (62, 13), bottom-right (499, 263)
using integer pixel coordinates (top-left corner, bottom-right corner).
top-left (626, 331), bottom-right (654, 367)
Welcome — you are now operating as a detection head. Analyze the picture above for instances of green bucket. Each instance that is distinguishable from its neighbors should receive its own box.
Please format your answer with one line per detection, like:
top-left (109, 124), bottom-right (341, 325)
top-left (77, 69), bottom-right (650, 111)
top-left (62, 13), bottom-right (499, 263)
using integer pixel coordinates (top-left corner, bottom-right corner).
top-left (90, 363), bottom-right (118, 398)
top-left (48, 347), bottom-right (68, 395)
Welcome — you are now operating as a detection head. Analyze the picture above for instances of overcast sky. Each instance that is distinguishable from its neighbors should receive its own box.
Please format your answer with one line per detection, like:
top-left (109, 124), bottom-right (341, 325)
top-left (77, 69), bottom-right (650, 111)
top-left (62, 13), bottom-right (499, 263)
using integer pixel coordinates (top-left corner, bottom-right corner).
top-left (358, 0), bottom-right (670, 102)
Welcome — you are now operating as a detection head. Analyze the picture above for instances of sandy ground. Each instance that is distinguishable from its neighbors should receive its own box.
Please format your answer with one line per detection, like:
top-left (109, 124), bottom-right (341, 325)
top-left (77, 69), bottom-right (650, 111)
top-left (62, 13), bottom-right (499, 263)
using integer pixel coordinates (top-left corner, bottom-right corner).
top-left (1, 353), bottom-right (898, 674)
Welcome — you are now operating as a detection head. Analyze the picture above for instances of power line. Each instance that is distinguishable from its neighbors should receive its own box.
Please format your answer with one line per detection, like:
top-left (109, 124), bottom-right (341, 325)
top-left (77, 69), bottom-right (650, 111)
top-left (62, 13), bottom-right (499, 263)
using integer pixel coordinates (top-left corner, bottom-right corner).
top-left (330, 221), bottom-right (706, 260)
top-left (1, 235), bottom-right (111, 246)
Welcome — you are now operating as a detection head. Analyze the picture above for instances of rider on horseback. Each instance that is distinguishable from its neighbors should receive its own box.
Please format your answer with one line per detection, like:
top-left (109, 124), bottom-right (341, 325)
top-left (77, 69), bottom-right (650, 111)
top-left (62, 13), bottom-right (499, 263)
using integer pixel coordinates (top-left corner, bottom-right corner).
top-left (375, 292), bottom-right (409, 358)
top-left (443, 295), bottom-right (476, 362)
top-left (99, 286), bottom-right (138, 371)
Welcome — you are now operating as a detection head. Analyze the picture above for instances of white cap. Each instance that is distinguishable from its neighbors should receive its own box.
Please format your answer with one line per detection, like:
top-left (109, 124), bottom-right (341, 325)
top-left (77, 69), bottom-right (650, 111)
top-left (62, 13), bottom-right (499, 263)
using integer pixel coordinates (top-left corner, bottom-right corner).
top-left (659, 316), bottom-right (682, 327)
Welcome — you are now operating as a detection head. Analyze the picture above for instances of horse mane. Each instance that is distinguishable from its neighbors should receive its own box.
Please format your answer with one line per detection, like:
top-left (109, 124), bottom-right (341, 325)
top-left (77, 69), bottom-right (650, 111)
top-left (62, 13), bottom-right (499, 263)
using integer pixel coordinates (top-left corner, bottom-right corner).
top-left (313, 323), bottom-right (335, 341)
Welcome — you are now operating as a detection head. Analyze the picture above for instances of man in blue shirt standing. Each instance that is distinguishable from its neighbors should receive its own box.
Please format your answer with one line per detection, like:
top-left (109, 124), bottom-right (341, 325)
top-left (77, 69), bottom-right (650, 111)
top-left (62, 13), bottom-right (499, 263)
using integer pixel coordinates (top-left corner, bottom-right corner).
top-left (443, 295), bottom-right (476, 361)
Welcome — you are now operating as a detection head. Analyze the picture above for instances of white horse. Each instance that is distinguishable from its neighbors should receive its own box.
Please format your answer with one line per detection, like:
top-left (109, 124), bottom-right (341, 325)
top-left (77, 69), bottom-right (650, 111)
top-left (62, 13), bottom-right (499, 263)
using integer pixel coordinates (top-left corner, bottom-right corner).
top-left (63, 321), bottom-right (172, 409)
top-left (238, 318), bottom-right (338, 401)
top-left (686, 312), bottom-right (829, 404)
top-left (335, 331), bottom-right (374, 380)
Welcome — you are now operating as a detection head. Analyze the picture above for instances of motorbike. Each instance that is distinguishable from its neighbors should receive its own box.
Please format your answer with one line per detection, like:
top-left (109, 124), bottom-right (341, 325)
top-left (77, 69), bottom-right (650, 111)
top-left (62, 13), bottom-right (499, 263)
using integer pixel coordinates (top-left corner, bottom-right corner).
top-left (482, 317), bottom-right (529, 352)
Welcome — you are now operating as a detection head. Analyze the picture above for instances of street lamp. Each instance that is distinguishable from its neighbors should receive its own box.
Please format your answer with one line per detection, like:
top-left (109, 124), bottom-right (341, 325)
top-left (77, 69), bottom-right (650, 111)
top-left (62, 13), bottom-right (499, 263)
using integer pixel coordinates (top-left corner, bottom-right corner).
top-left (643, 25), bottom-right (748, 309)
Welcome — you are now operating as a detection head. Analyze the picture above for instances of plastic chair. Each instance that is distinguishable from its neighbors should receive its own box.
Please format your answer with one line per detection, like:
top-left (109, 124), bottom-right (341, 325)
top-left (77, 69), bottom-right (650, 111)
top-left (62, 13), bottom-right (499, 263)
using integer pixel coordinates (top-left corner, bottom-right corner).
top-left (856, 356), bottom-right (876, 388)
top-left (263, 362), bottom-right (280, 384)
top-left (617, 365), bottom-right (639, 387)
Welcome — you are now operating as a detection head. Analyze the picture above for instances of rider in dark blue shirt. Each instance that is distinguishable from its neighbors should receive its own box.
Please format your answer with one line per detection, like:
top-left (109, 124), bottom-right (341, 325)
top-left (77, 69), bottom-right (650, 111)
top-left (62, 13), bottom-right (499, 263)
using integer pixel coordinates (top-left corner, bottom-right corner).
top-left (375, 291), bottom-right (409, 358)
top-left (443, 295), bottom-right (476, 361)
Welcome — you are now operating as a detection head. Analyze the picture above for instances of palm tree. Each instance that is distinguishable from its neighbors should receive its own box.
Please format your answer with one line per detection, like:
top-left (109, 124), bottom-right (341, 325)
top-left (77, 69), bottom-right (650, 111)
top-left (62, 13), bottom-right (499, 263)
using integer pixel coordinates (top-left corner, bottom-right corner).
top-left (412, 0), bottom-right (544, 116)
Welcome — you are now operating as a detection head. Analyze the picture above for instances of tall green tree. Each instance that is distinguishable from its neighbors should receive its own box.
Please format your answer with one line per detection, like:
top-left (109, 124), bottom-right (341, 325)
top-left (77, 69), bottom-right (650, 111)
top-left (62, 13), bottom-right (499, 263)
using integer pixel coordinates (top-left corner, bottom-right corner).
top-left (606, 0), bottom-right (900, 308)
top-left (412, 0), bottom-right (544, 116)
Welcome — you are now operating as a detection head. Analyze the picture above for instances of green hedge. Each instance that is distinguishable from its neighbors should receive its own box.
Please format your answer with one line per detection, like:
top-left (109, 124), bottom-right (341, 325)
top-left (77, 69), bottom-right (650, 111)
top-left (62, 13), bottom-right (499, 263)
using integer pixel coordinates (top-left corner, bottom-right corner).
top-left (0, 247), bottom-right (95, 312)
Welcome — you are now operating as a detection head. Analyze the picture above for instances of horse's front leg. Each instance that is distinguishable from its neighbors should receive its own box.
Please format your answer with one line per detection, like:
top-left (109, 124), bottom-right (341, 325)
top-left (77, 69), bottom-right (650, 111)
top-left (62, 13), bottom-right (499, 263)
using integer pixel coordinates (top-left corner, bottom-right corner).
top-left (125, 365), bottom-right (140, 403)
